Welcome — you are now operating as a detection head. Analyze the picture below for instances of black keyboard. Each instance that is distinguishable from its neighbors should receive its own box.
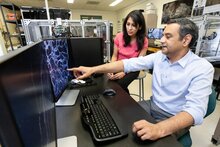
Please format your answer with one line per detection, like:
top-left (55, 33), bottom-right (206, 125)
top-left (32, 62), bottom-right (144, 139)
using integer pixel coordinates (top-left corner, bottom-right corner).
top-left (80, 94), bottom-right (128, 143)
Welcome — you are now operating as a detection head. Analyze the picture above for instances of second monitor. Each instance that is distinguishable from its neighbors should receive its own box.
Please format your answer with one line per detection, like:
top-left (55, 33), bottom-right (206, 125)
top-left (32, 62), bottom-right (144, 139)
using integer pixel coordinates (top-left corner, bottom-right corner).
top-left (68, 37), bottom-right (104, 67)
top-left (147, 28), bottom-right (164, 47)
top-left (147, 28), bottom-right (163, 39)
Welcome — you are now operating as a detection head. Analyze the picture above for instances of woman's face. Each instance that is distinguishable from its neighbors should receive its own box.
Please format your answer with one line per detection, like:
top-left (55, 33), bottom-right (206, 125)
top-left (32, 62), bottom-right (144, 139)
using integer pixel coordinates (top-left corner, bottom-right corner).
top-left (126, 17), bottom-right (140, 38)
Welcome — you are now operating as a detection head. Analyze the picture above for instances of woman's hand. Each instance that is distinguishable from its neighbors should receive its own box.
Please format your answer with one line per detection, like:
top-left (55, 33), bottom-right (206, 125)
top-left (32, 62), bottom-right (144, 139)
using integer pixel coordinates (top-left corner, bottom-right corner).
top-left (108, 72), bottom-right (125, 80)
top-left (114, 72), bottom-right (126, 79)
top-left (107, 73), bottom-right (114, 80)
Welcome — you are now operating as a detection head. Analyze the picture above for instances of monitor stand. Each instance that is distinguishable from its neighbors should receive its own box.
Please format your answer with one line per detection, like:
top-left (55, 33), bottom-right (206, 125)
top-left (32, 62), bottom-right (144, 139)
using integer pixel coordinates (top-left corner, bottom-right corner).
top-left (55, 89), bottom-right (80, 106)
top-left (57, 135), bottom-right (77, 147)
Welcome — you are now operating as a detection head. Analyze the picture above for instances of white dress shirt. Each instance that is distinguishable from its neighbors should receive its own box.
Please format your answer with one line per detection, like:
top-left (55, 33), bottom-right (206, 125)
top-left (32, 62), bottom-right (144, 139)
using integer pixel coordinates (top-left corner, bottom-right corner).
top-left (123, 50), bottom-right (214, 125)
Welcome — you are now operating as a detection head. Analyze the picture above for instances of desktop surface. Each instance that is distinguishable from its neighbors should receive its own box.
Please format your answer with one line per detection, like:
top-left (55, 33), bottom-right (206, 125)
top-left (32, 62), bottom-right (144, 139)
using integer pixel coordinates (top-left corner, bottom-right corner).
top-left (56, 75), bottom-right (182, 147)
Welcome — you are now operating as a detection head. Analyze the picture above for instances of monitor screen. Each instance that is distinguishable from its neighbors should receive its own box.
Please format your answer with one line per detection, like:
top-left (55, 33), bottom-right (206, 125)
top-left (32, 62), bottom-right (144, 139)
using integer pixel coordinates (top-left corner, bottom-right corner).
top-left (147, 28), bottom-right (164, 39)
top-left (0, 42), bottom-right (56, 147)
top-left (43, 38), bottom-right (72, 102)
top-left (68, 37), bottom-right (104, 67)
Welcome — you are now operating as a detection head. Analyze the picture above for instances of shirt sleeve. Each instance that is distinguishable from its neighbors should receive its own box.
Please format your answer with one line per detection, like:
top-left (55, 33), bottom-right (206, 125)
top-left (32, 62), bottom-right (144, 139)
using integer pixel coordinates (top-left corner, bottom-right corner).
top-left (182, 61), bottom-right (214, 125)
top-left (123, 52), bottom-right (158, 73)
top-left (114, 33), bottom-right (120, 48)
top-left (143, 37), bottom-right (148, 49)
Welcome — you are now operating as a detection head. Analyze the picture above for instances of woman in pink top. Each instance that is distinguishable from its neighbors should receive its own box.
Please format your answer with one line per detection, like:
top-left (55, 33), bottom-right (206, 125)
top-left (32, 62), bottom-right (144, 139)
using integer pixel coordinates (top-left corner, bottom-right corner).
top-left (108, 10), bottom-right (148, 94)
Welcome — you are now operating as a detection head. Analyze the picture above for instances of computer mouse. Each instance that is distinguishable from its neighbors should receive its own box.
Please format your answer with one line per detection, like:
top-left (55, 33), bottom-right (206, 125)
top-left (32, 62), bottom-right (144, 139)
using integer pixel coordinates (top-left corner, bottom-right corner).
top-left (103, 88), bottom-right (116, 96)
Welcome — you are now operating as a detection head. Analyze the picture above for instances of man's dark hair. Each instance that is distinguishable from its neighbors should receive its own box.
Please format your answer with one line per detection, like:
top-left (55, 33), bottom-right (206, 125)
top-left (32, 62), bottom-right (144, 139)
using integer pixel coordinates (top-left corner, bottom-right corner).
top-left (167, 18), bottom-right (198, 48)
top-left (122, 10), bottom-right (146, 50)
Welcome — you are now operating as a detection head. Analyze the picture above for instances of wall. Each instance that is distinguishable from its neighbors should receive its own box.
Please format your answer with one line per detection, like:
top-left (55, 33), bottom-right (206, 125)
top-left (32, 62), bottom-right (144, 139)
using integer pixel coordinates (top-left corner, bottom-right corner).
top-left (69, 0), bottom-right (176, 35)
top-left (116, 0), bottom-right (175, 32)
top-left (70, 9), bottom-right (118, 35)
top-left (1, 1), bottom-right (175, 45)
top-left (0, 30), bottom-right (7, 56)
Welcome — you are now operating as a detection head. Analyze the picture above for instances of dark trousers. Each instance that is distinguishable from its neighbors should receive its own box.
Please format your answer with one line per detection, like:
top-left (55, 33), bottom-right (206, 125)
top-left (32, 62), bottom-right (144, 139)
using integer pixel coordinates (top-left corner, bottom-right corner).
top-left (139, 99), bottom-right (191, 139)
top-left (115, 71), bottom-right (140, 94)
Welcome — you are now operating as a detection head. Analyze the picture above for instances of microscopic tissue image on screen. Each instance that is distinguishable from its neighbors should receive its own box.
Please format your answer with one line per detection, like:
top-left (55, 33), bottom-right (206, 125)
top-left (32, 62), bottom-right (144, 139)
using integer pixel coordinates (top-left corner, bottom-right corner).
top-left (43, 38), bottom-right (72, 101)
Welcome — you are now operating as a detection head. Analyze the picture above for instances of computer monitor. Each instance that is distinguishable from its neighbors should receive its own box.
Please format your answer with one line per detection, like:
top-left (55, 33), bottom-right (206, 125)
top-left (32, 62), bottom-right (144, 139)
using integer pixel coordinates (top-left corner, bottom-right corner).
top-left (42, 38), bottom-right (79, 106)
top-left (0, 42), bottom-right (56, 147)
top-left (147, 28), bottom-right (164, 39)
top-left (68, 37), bottom-right (104, 67)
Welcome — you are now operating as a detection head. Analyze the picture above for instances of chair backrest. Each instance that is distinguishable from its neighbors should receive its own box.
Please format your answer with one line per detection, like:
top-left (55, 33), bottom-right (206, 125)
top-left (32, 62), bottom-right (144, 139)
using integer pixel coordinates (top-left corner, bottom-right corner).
top-left (205, 87), bottom-right (217, 118)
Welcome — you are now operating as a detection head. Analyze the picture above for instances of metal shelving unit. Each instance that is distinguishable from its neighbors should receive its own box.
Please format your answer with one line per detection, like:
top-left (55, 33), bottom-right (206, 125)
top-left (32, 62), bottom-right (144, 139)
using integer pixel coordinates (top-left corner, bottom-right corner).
top-left (190, 15), bottom-right (220, 61)
top-left (0, 2), bottom-right (25, 51)
top-left (22, 19), bottom-right (113, 62)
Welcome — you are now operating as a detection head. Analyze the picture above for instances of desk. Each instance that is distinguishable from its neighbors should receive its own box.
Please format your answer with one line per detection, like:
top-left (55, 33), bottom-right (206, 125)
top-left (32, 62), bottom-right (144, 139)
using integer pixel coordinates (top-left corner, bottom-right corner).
top-left (148, 47), bottom-right (161, 53)
top-left (56, 75), bottom-right (182, 147)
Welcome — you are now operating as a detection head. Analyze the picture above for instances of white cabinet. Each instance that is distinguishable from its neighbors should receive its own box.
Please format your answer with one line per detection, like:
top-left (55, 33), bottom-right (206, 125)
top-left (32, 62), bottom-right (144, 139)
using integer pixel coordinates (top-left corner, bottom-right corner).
top-left (143, 13), bottom-right (157, 29)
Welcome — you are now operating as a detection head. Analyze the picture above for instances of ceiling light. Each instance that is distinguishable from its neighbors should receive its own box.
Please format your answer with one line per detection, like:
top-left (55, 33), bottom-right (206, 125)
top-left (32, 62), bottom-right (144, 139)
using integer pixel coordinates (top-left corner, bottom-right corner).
top-left (67, 0), bottom-right (74, 3)
top-left (109, 0), bottom-right (123, 7)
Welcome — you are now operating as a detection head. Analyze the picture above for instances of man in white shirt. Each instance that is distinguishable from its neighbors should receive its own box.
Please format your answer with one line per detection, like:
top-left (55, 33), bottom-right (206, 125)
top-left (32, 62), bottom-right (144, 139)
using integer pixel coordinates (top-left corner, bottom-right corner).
top-left (68, 18), bottom-right (214, 143)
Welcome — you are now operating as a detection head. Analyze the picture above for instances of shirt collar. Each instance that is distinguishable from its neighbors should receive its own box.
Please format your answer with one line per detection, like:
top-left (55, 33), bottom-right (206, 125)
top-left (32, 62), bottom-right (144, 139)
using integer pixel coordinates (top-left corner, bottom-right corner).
top-left (177, 50), bottom-right (192, 68)
top-left (161, 50), bottom-right (192, 68)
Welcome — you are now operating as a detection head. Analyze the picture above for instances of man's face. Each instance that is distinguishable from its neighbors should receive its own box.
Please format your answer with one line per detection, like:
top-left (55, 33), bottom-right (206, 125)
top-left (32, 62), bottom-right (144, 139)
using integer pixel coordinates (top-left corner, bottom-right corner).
top-left (160, 23), bottom-right (184, 57)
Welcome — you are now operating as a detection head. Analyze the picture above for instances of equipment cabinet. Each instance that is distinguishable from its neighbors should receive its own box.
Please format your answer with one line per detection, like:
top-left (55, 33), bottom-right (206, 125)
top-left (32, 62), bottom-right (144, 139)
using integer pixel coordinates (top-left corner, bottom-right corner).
top-left (22, 19), bottom-right (113, 62)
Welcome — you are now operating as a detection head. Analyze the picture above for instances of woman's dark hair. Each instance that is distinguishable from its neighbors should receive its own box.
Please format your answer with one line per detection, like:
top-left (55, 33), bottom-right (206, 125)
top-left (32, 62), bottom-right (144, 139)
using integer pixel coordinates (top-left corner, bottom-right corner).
top-left (122, 10), bottom-right (146, 51)
top-left (167, 18), bottom-right (198, 48)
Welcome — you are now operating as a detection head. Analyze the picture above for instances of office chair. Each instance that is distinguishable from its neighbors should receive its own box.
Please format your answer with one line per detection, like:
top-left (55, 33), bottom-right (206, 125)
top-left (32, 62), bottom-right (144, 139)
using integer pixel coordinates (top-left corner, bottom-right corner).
top-left (178, 87), bottom-right (217, 147)
top-left (130, 70), bottom-right (146, 101)
top-left (214, 76), bottom-right (220, 101)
